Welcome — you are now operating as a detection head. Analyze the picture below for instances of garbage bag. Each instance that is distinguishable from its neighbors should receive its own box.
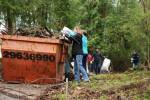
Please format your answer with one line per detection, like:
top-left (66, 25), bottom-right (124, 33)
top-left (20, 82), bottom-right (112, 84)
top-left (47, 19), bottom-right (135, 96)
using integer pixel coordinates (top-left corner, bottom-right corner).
top-left (101, 58), bottom-right (111, 72)
top-left (61, 27), bottom-right (76, 36)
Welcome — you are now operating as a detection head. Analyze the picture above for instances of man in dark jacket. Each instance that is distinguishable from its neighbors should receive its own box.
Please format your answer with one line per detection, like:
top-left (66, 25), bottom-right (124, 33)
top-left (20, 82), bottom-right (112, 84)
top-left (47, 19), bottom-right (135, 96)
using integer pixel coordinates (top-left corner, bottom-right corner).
top-left (65, 26), bottom-right (89, 83)
top-left (131, 50), bottom-right (140, 70)
top-left (93, 49), bottom-right (104, 74)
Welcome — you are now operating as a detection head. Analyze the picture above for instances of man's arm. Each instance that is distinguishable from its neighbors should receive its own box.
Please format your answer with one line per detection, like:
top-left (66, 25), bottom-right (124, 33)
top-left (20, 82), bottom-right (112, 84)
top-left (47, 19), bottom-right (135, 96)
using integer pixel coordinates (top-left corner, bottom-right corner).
top-left (65, 34), bottom-right (80, 44)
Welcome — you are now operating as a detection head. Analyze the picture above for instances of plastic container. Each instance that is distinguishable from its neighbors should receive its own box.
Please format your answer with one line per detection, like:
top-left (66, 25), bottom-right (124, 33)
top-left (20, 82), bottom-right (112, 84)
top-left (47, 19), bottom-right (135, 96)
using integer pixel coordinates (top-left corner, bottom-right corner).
top-left (61, 27), bottom-right (76, 36)
top-left (0, 35), bottom-right (68, 84)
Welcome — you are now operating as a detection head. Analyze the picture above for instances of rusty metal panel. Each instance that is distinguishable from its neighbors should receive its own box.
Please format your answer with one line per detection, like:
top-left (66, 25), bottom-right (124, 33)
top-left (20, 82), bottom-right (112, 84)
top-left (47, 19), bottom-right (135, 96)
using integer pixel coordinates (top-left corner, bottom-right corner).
top-left (0, 35), bottom-right (62, 44)
top-left (0, 35), bottom-right (66, 84)
top-left (2, 41), bottom-right (57, 53)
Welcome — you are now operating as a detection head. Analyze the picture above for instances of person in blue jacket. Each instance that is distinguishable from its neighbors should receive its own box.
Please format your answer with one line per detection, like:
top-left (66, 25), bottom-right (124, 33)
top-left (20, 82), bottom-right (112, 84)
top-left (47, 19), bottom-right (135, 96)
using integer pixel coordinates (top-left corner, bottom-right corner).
top-left (82, 32), bottom-right (88, 74)
top-left (65, 26), bottom-right (89, 83)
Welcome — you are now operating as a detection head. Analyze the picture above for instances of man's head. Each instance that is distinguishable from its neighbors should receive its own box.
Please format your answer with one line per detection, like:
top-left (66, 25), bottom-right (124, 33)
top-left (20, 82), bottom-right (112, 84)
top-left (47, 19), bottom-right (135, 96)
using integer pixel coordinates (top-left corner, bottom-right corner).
top-left (96, 48), bottom-right (99, 52)
top-left (74, 26), bottom-right (83, 35)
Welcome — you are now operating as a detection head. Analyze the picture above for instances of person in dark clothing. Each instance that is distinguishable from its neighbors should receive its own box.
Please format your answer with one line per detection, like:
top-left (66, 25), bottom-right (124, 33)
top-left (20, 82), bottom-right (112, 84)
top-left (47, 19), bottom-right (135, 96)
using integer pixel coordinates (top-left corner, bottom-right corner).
top-left (131, 50), bottom-right (140, 70)
top-left (93, 49), bottom-right (99, 74)
top-left (65, 26), bottom-right (89, 83)
top-left (99, 52), bottom-right (105, 72)
top-left (93, 49), bottom-right (104, 74)
top-left (71, 33), bottom-right (83, 57)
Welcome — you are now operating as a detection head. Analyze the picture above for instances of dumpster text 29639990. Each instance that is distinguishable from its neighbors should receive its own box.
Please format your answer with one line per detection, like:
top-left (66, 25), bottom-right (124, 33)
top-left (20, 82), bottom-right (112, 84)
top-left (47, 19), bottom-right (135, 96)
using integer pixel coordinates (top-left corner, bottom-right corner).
top-left (2, 50), bottom-right (55, 62)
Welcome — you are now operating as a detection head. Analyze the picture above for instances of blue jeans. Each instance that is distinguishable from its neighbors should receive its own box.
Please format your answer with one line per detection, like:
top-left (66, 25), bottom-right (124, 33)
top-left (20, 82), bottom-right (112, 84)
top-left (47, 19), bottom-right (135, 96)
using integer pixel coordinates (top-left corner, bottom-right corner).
top-left (74, 55), bottom-right (89, 82)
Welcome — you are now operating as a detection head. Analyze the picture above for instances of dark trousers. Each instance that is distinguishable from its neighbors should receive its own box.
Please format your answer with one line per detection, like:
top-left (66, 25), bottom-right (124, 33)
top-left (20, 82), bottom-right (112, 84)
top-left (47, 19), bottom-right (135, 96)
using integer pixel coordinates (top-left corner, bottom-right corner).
top-left (94, 61), bottom-right (100, 74)
top-left (88, 62), bottom-right (92, 72)
top-left (65, 60), bottom-right (70, 80)
top-left (91, 62), bottom-right (95, 72)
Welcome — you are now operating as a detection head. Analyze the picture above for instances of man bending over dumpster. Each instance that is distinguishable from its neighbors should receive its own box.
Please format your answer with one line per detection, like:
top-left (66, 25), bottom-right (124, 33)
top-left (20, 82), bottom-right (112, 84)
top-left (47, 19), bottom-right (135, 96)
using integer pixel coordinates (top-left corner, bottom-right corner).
top-left (64, 26), bottom-right (89, 84)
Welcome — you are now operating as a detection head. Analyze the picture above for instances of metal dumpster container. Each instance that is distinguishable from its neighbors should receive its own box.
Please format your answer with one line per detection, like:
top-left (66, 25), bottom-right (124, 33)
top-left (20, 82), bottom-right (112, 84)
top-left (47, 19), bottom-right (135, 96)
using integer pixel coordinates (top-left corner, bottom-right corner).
top-left (0, 35), bottom-right (68, 84)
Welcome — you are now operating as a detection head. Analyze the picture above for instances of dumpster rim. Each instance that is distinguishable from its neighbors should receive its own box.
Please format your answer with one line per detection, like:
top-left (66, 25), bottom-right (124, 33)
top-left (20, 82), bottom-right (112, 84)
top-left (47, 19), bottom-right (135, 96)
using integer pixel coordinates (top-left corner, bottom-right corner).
top-left (0, 35), bottom-right (63, 44)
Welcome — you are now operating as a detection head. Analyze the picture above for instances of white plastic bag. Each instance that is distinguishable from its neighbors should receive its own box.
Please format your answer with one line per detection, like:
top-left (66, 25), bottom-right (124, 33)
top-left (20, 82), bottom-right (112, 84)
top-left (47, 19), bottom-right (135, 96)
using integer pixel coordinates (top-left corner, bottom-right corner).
top-left (61, 27), bottom-right (76, 36)
top-left (101, 58), bottom-right (111, 72)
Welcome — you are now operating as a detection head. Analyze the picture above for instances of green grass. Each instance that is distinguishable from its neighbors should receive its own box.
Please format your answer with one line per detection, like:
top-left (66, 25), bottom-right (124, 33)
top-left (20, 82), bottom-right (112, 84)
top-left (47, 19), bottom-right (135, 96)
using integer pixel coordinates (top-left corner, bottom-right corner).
top-left (48, 70), bottom-right (150, 100)
top-left (74, 71), bottom-right (148, 92)
top-left (52, 94), bottom-right (66, 100)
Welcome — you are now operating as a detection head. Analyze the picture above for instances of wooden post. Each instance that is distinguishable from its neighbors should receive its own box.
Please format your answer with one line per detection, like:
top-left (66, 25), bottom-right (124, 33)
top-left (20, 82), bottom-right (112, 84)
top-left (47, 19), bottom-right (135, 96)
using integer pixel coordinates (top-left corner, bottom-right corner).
top-left (66, 78), bottom-right (68, 100)
top-left (148, 37), bottom-right (150, 67)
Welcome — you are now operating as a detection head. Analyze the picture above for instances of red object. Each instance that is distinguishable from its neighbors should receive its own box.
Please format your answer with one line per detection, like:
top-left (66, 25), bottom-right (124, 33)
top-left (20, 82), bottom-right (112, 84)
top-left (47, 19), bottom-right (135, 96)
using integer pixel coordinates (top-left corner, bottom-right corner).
top-left (87, 54), bottom-right (94, 62)
top-left (0, 35), bottom-right (68, 84)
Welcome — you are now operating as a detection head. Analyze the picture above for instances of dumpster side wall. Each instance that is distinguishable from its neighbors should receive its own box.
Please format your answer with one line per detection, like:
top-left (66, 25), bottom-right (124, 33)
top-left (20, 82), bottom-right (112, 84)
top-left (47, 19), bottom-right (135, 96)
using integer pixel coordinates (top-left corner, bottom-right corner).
top-left (1, 35), bottom-right (65, 84)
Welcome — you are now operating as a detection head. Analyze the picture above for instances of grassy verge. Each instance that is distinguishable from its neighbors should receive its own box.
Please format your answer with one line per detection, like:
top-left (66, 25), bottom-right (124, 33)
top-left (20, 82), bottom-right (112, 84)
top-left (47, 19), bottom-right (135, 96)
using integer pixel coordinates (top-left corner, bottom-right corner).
top-left (40, 70), bottom-right (150, 100)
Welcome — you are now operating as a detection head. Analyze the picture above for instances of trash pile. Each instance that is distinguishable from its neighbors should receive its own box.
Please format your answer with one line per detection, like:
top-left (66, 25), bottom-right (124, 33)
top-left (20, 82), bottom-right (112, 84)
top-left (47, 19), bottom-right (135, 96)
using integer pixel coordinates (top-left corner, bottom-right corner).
top-left (0, 26), bottom-right (74, 40)
top-left (15, 27), bottom-right (54, 38)
top-left (0, 30), bottom-right (7, 35)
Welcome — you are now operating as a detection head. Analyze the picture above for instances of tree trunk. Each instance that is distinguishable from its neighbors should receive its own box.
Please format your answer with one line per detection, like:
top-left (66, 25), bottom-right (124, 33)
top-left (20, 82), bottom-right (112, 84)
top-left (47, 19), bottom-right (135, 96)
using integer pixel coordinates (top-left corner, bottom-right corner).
top-left (148, 37), bottom-right (150, 67)
top-left (6, 8), bottom-right (15, 34)
top-left (140, 0), bottom-right (150, 67)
